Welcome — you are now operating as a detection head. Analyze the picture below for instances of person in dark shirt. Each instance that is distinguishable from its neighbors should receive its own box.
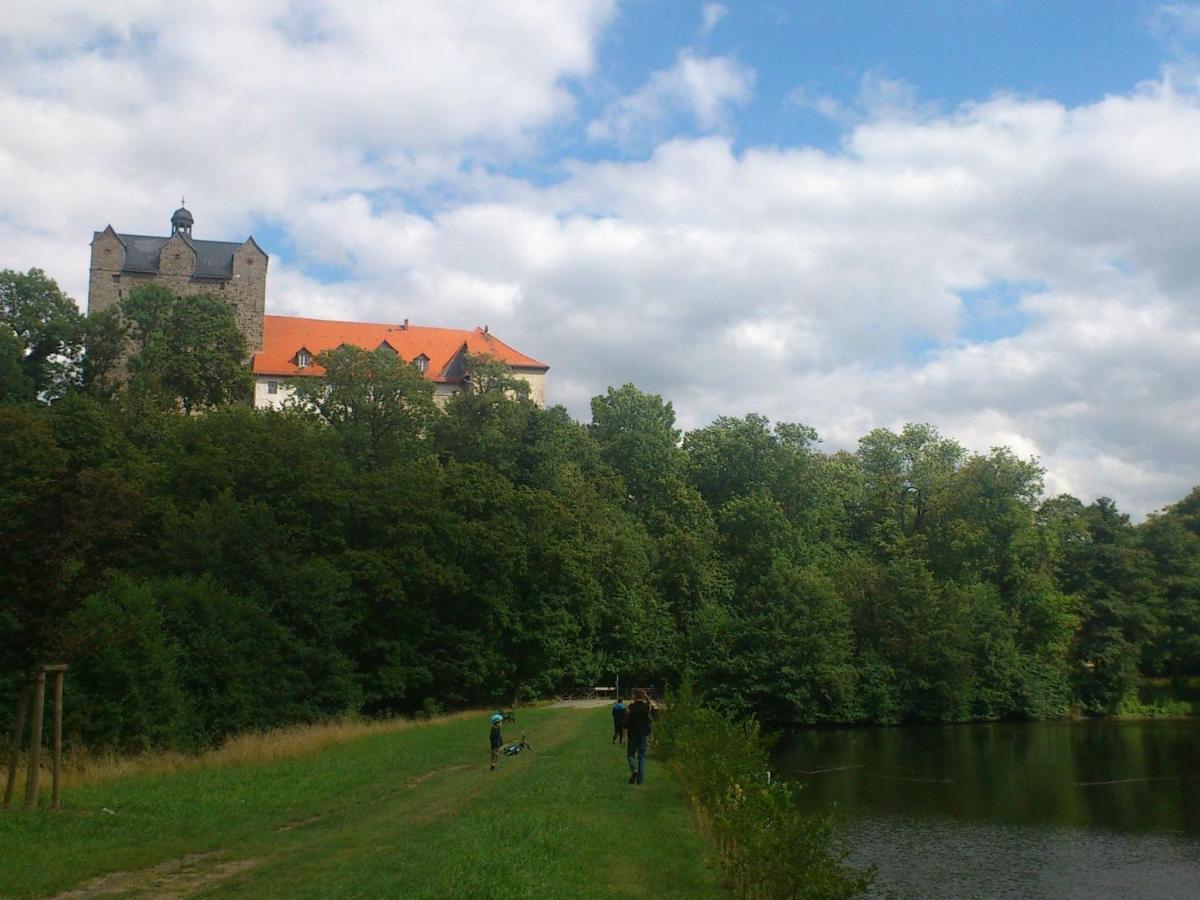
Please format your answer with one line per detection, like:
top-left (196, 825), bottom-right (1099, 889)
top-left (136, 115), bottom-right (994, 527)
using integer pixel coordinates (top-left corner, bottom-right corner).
top-left (611, 697), bottom-right (627, 745)
top-left (625, 689), bottom-right (653, 785)
top-left (490, 713), bottom-right (503, 771)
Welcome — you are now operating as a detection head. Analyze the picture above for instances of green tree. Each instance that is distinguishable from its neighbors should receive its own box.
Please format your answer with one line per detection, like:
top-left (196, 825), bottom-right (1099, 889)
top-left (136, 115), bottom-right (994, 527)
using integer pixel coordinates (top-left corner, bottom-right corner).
top-left (80, 306), bottom-right (126, 396)
top-left (1139, 486), bottom-right (1200, 678)
top-left (683, 414), bottom-right (782, 508)
top-left (287, 344), bottom-right (438, 470)
top-left (1052, 496), bottom-right (1159, 713)
top-left (120, 284), bottom-right (251, 412)
top-left (0, 267), bottom-right (84, 401)
top-left (590, 383), bottom-right (684, 504)
top-left (432, 353), bottom-right (535, 477)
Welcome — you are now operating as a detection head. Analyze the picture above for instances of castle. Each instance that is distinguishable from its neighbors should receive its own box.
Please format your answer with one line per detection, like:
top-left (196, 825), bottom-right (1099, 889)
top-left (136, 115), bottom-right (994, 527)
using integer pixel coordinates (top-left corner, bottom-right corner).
top-left (88, 206), bottom-right (547, 407)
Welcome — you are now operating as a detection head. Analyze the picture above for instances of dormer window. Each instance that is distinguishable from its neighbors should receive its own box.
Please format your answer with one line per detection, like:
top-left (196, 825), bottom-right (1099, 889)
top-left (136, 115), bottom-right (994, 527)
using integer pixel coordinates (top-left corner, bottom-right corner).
top-left (377, 341), bottom-right (398, 355)
top-left (413, 354), bottom-right (429, 374)
top-left (295, 348), bottom-right (313, 368)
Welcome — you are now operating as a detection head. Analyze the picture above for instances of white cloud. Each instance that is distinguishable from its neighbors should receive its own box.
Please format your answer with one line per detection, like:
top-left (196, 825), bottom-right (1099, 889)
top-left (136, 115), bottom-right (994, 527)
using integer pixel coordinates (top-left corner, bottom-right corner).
top-left (0, 0), bottom-right (616, 287)
top-left (700, 4), bottom-right (727, 36)
top-left (1153, 2), bottom-right (1200, 40)
top-left (587, 51), bottom-right (754, 145)
top-left (2, 3), bottom-right (1199, 518)
top-left (788, 70), bottom-right (939, 129)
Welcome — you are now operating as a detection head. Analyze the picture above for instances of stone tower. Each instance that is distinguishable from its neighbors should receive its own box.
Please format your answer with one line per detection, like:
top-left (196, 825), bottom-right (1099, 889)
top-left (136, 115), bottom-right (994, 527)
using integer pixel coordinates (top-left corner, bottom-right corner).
top-left (88, 204), bottom-right (268, 351)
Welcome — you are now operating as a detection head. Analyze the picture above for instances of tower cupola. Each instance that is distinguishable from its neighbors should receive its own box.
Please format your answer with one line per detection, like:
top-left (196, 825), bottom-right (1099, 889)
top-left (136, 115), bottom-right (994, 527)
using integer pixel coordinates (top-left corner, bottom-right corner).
top-left (170, 201), bottom-right (193, 237)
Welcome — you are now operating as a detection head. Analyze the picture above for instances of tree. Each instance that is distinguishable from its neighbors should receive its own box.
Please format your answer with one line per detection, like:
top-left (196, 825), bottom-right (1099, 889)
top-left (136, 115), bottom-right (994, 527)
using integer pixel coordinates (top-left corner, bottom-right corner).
top-left (286, 344), bottom-right (438, 470)
top-left (1139, 486), bottom-right (1200, 679)
top-left (80, 306), bottom-right (125, 396)
top-left (1053, 497), bottom-right (1160, 713)
top-left (684, 414), bottom-right (782, 508)
top-left (590, 383), bottom-right (684, 504)
top-left (120, 284), bottom-right (251, 412)
top-left (855, 423), bottom-right (965, 541)
top-left (433, 352), bottom-right (535, 477)
top-left (0, 268), bottom-right (84, 401)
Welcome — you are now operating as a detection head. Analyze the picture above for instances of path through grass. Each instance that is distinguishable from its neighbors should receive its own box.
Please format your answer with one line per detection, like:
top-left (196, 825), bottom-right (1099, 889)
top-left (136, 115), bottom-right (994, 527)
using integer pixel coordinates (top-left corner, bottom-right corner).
top-left (0, 707), bottom-right (728, 898)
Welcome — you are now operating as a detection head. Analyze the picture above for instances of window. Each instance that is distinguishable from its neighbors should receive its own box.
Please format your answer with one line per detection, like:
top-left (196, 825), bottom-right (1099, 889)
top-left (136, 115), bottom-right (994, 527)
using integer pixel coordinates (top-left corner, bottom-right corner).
top-left (414, 355), bottom-right (428, 373)
top-left (111, 274), bottom-right (120, 283)
top-left (267, 381), bottom-right (278, 395)
top-left (295, 349), bottom-right (312, 368)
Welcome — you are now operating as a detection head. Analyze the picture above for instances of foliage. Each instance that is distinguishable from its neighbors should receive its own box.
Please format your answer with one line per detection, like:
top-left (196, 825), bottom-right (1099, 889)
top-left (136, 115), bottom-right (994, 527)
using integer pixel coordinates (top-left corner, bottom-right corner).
top-left (1, 268), bottom-right (1198, 758)
top-left (658, 681), bottom-right (873, 898)
top-left (120, 284), bottom-right (251, 412)
top-left (286, 343), bottom-right (437, 470)
top-left (0, 267), bottom-right (85, 401)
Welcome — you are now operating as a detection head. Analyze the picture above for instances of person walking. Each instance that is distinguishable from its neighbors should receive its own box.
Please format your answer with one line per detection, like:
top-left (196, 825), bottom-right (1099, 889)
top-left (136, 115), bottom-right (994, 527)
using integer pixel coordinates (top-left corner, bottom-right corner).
top-left (611, 696), bottom-right (627, 745)
top-left (625, 688), bottom-right (653, 785)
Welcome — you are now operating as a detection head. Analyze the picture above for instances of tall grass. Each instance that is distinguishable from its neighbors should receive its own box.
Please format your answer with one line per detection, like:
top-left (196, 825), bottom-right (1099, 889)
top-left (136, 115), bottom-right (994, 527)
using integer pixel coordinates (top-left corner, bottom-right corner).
top-left (5, 709), bottom-right (486, 797)
top-left (657, 681), bottom-right (872, 899)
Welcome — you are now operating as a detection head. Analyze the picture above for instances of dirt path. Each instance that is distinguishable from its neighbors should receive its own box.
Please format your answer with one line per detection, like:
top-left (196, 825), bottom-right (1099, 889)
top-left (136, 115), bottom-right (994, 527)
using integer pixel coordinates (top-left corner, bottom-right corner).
top-left (549, 698), bottom-right (613, 708)
top-left (52, 854), bottom-right (258, 900)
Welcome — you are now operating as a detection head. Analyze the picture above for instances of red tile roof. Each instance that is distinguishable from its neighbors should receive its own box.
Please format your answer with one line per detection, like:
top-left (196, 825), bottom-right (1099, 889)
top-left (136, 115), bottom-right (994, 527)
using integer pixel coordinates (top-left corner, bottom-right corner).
top-left (252, 315), bottom-right (548, 381)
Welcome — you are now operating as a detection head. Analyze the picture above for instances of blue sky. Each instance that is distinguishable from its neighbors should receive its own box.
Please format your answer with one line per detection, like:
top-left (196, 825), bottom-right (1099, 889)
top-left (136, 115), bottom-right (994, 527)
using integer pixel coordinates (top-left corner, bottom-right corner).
top-left (1, 0), bottom-right (1199, 516)
top-left (546, 2), bottom-right (1171, 159)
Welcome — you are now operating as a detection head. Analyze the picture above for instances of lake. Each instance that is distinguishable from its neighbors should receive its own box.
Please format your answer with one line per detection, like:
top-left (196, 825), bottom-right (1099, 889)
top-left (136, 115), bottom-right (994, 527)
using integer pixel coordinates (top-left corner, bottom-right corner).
top-left (774, 719), bottom-right (1200, 899)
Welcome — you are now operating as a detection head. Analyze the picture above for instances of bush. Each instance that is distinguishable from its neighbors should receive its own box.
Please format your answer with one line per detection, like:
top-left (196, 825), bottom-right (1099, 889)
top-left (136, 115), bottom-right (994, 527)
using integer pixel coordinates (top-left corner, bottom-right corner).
top-left (657, 680), bottom-right (872, 899)
top-left (61, 577), bottom-right (185, 752)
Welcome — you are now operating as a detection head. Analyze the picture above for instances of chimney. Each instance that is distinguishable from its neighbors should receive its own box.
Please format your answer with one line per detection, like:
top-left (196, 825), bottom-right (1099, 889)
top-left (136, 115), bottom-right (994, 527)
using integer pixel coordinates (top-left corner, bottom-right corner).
top-left (403, 318), bottom-right (409, 330)
top-left (483, 324), bottom-right (489, 334)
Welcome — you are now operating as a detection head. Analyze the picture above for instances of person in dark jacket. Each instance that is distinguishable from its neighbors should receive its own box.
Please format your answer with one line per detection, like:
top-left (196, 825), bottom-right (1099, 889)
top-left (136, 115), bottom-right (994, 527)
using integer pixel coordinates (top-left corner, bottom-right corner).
top-left (611, 697), bottom-right (627, 745)
top-left (625, 689), bottom-right (653, 784)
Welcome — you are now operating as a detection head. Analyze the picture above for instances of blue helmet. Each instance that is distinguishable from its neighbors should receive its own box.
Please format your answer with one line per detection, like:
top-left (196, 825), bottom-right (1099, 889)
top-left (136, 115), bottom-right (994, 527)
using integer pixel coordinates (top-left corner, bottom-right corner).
top-left (490, 713), bottom-right (504, 724)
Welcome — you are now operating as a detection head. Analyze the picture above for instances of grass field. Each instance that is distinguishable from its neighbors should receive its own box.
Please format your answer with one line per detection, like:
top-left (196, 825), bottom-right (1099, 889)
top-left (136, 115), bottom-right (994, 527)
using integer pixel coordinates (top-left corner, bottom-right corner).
top-left (0, 706), bottom-right (728, 898)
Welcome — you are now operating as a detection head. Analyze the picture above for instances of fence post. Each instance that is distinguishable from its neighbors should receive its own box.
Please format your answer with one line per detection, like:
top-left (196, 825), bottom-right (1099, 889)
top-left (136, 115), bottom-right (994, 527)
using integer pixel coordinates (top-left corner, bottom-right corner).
top-left (48, 666), bottom-right (68, 810)
top-left (23, 669), bottom-right (46, 810)
top-left (3, 681), bottom-right (30, 809)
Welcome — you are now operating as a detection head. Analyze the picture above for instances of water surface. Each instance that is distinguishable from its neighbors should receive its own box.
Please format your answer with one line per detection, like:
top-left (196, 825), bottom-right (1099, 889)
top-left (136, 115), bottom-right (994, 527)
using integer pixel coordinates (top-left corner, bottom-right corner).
top-left (774, 719), bottom-right (1200, 899)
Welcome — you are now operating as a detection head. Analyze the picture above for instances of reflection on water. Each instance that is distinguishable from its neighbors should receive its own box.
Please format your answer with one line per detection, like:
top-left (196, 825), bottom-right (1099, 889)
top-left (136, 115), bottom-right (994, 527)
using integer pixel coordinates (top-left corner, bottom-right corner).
top-left (774, 719), bottom-right (1200, 899)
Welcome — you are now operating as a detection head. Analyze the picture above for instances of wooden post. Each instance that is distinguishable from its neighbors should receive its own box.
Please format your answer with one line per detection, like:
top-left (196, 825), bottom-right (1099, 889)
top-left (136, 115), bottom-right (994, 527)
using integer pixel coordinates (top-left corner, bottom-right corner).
top-left (23, 669), bottom-right (46, 810)
top-left (47, 666), bottom-right (68, 810)
top-left (3, 681), bottom-right (30, 809)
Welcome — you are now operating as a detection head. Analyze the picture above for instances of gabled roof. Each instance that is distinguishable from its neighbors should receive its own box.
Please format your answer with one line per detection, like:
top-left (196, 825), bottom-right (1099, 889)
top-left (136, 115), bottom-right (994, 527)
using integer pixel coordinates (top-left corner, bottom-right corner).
top-left (252, 315), bottom-right (548, 381)
top-left (90, 231), bottom-right (265, 279)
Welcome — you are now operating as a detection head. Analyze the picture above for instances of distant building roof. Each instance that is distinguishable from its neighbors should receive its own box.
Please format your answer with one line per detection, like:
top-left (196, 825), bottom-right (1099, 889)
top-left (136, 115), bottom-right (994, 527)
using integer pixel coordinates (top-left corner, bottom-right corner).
top-left (252, 314), bottom-right (548, 382)
top-left (91, 231), bottom-right (256, 280)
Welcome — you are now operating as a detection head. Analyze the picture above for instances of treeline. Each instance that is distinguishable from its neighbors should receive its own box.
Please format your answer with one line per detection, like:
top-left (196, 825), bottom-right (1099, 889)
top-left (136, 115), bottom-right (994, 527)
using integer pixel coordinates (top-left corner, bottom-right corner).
top-left (2, 268), bottom-right (1198, 751)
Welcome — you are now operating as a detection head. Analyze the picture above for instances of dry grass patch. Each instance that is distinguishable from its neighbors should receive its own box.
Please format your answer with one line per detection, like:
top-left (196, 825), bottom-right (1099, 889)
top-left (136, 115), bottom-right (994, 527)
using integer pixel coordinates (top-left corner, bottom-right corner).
top-left (9, 709), bottom-right (491, 794)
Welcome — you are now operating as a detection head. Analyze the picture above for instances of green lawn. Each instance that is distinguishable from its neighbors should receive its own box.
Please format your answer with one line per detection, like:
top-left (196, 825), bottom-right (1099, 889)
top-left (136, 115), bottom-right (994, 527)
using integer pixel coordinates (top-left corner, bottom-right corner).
top-left (0, 707), bottom-right (728, 898)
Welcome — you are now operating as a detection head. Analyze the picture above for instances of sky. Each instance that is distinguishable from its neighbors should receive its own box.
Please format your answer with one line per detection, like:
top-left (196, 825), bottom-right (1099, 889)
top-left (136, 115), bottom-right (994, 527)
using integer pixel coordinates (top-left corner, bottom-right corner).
top-left (2, 0), bottom-right (1199, 518)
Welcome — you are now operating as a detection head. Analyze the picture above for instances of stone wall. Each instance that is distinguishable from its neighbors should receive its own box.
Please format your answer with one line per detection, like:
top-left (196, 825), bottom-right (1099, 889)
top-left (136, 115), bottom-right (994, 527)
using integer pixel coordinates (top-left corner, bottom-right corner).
top-left (88, 231), bottom-right (267, 352)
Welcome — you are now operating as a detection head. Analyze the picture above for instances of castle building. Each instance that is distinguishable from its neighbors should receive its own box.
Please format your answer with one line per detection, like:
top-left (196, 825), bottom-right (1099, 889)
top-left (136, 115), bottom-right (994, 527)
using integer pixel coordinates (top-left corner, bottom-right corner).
top-left (88, 206), bottom-right (548, 406)
top-left (252, 316), bottom-right (547, 409)
top-left (89, 205), bottom-right (268, 351)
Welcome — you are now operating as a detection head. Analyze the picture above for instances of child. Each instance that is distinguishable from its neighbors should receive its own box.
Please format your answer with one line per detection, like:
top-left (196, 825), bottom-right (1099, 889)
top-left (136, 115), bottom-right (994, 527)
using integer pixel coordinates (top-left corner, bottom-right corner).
top-left (611, 697), bottom-right (627, 745)
top-left (490, 713), bottom-right (504, 771)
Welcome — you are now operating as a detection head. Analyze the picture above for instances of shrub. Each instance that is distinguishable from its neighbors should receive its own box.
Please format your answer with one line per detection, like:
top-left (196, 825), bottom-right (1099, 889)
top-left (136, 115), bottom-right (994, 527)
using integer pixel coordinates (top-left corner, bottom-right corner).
top-left (658, 680), bottom-right (872, 899)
